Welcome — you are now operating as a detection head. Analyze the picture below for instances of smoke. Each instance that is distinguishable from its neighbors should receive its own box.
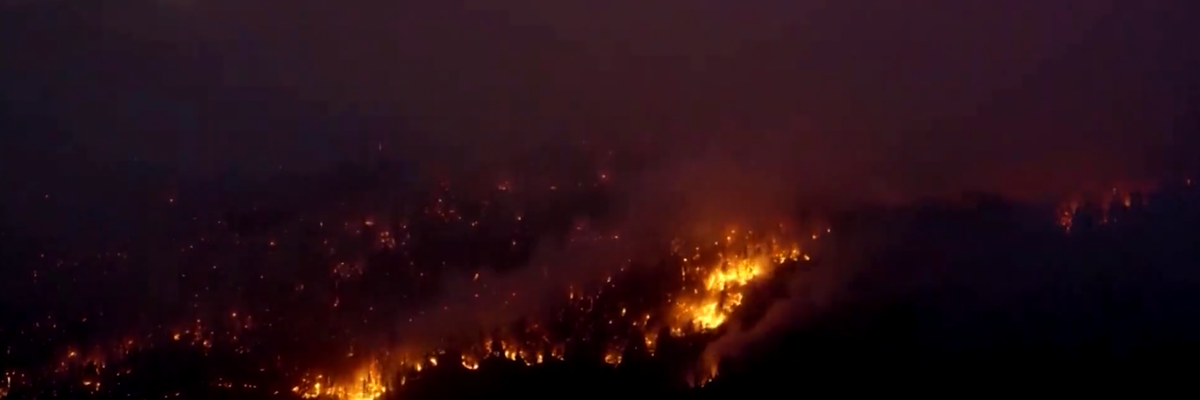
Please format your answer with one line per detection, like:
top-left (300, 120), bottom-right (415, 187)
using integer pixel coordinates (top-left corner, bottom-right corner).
top-left (396, 229), bottom-right (645, 346)
top-left (2, 0), bottom-right (1198, 377)
top-left (699, 228), bottom-right (877, 370)
top-left (4, 0), bottom-right (1195, 192)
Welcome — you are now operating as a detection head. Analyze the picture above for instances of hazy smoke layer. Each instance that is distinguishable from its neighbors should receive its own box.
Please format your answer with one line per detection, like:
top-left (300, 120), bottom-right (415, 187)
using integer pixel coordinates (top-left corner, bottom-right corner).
top-left (3, 0), bottom-right (1197, 199)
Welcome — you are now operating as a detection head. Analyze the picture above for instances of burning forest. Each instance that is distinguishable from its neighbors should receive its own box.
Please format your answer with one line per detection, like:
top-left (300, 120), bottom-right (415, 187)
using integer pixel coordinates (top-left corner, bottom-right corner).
top-left (0, 150), bottom-right (840, 399)
top-left (2, 142), bottom-right (1198, 398)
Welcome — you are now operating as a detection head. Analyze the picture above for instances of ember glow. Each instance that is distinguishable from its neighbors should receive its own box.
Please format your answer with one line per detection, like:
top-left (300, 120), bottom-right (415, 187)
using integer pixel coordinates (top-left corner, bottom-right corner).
top-left (357, 226), bottom-right (812, 392)
top-left (670, 233), bottom-right (801, 332)
top-left (1055, 182), bottom-right (1157, 232)
top-left (454, 228), bottom-right (801, 388)
top-left (0, 153), bottom-right (833, 399)
top-left (292, 363), bottom-right (387, 400)
top-left (2, 136), bottom-right (1195, 399)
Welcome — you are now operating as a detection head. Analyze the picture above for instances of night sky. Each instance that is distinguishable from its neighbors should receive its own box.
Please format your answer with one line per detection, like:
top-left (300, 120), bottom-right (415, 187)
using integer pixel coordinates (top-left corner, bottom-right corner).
top-left (3, 0), bottom-right (1197, 185)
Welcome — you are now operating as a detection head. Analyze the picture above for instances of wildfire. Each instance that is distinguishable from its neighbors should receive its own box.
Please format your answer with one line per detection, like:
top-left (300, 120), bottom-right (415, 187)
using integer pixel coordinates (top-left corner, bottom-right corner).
top-left (460, 354), bottom-right (479, 370)
top-left (270, 227), bottom-right (810, 394)
top-left (670, 231), bottom-right (800, 333)
top-left (18, 193), bottom-right (819, 398)
top-left (292, 363), bottom-right (388, 400)
top-left (1058, 201), bottom-right (1079, 232)
top-left (1055, 183), bottom-right (1156, 232)
top-left (603, 348), bottom-right (623, 366)
top-left (19, 142), bottom-right (1200, 400)
top-left (467, 228), bottom-right (795, 384)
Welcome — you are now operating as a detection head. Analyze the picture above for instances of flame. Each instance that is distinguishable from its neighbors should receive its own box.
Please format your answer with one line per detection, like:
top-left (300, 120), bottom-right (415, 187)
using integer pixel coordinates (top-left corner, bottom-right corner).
top-left (461, 354), bottom-right (479, 370)
top-left (670, 234), bottom-right (799, 333)
top-left (293, 362), bottom-right (387, 400)
top-left (603, 348), bottom-right (623, 366)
